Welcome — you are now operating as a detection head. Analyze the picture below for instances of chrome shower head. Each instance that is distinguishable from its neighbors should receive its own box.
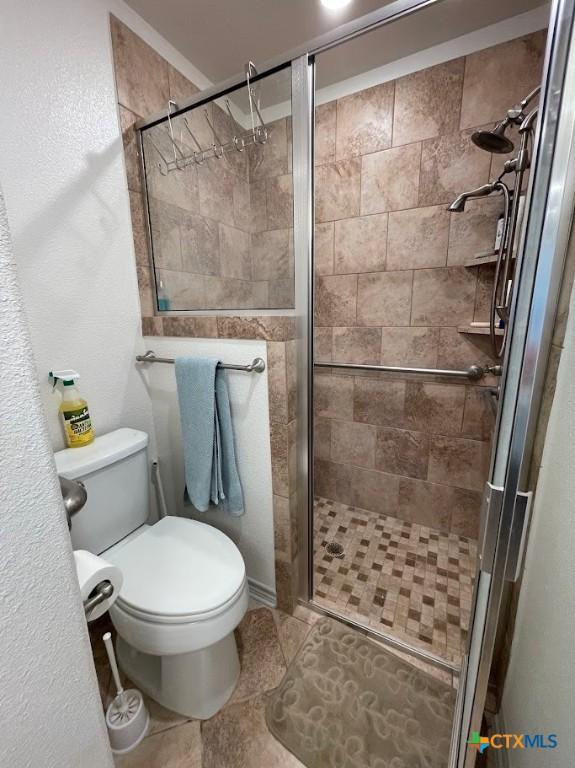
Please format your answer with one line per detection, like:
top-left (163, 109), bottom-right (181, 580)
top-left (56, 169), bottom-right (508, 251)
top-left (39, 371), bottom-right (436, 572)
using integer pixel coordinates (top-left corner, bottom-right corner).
top-left (447, 182), bottom-right (499, 213)
top-left (472, 120), bottom-right (515, 154)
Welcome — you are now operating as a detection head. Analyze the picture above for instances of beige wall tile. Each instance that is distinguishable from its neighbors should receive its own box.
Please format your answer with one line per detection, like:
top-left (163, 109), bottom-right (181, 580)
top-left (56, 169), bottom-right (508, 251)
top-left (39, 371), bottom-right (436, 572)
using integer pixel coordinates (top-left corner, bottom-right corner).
top-left (353, 378), bottom-right (406, 427)
top-left (167, 64), bottom-right (199, 104)
top-left (147, 144), bottom-right (200, 212)
top-left (314, 327), bottom-right (333, 362)
top-left (314, 374), bottom-right (354, 420)
top-left (449, 488), bottom-right (482, 539)
top-left (375, 427), bottom-right (430, 480)
top-left (473, 265), bottom-right (493, 323)
top-left (161, 269), bottom-right (205, 310)
top-left (316, 159), bottom-right (361, 222)
top-left (180, 213), bottom-right (220, 275)
top-left (266, 174), bottom-right (293, 229)
top-left (331, 419), bottom-right (376, 469)
top-left (120, 106), bottom-right (142, 193)
top-left (315, 222), bottom-right (335, 276)
top-left (360, 143), bottom-right (421, 215)
top-left (357, 271), bottom-right (413, 326)
top-left (404, 381), bottom-right (465, 435)
top-left (251, 229), bottom-right (292, 280)
top-left (136, 265), bottom-right (154, 316)
top-left (314, 418), bottom-right (332, 460)
top-left (350, 465), bottom-right (400, 517)
top-left (270, 421), bottom-right (290, 497)
top-left (315, 274), bottom-right (357, 326)
top-left (436, 327), bottom-right (496, 371)
top-left (219, 223), bottom-right (251, 280)
top-left (268, 278), bottom-right (294, 309)
top-left (447, 196), bottom-right (503, 265)
top-left (462, 386), bottom-right (496, 441)
top-left (285, 340), bottom-right (297, 422)
top-left (381, 327), bottom-right (439, 367)
top-left (162, 316), bottom-right (218, 338)
top-left (267, 342), bottom-right (288, 423)
top-left (393, 58), bottom-right (465, 146)
top-left (387, 205), bottom-right (450, 270)
top-left (419, 131), bottom-right (491, 207)
top-left (428, 435), bottom-right (488, 491)
top-left (460, 32), bottom-right (546, 129)
top-left (315, 101), bottom-right (336, 166)
top-left (334, 213), bottom-right (387, 274)
top-left (411, 267), bottom-right (476, 326)
top-left (313, 458), bottom-right (354, 507)
top-left (198, 162), bottom-right (235, 225)
top-left (333, 327), bottom-right (382, 365)
top-left (249, 117), bottom-right (289, 180)
top-left (129, 190), bottom-right (149, 266)
top-left (110, 15), bottom-right (169, 116)
top-left (249, 180), bottom-right (267, 233)
top-left (336, 81), bottom-right (394, 160)
top-left (149, 200), bottom-right (182, 271)
top-left (233, 178), bottom-right (251, 232)
top-left (398, 477), bottom-right (453, 532)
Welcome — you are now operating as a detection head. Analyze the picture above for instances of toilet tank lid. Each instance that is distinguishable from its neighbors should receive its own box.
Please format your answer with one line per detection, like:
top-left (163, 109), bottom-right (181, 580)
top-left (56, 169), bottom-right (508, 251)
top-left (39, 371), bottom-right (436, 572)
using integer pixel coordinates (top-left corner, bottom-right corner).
top-left (54, 428), bottom-right (148, 479)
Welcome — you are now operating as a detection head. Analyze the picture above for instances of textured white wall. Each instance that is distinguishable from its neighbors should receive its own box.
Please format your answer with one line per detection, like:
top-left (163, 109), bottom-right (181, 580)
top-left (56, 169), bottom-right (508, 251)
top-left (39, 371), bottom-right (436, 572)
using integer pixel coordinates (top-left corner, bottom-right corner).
top-left (0, 0), bottom-right (204, 452)
top-left (0, 186), bottom-right (113, 767)
top-left (141, 336), bottom-right (276, 595)
top-left (501, 289), bottom-right (575, 765)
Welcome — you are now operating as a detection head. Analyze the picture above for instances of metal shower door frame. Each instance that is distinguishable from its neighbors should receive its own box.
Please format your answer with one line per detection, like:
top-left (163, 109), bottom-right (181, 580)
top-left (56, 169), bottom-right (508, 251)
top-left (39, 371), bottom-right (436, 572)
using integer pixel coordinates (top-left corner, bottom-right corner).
top-left (453, 0), bottom-right (575, 765)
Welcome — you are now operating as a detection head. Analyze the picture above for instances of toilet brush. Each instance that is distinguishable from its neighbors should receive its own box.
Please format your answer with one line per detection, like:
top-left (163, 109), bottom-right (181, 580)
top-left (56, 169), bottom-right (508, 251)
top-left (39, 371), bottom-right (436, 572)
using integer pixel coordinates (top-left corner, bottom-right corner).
top-left (103, 632), bottom-right (149, 754)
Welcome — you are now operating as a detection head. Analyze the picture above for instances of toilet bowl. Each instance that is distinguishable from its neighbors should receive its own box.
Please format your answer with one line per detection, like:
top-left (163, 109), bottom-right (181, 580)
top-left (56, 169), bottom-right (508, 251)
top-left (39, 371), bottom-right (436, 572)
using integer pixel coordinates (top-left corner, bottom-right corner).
top-left (55, 428), bottom-right (249, 720)
top-left (104, 516), bottom-right (249, 719)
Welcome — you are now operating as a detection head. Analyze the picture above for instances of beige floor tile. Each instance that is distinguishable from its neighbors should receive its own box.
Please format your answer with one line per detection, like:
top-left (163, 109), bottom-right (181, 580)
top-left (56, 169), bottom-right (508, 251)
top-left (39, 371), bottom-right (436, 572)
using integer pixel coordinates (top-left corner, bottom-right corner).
top-left (230, 608), bottom-right (286, 704)
top-left (114, 720), bottom-right (202, 768)
top-left (202, 691), bottom-right (304, 768)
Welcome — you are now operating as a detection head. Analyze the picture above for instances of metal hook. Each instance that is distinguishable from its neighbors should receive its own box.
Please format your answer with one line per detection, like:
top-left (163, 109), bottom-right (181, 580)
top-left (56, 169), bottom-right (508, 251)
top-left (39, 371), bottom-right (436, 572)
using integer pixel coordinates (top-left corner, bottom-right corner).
top-left (204, 108), bottom-right (224, 158)
top-left (224, 99), bottom-right (246, 152)
top-left (183, 117), bottom-right (206, 164)
top-left (245, 62), bottom-right (267, 144)
top-left (146, 135), bottom-right (169, 176)
top-left (166, 100), bottom-right (187, 170)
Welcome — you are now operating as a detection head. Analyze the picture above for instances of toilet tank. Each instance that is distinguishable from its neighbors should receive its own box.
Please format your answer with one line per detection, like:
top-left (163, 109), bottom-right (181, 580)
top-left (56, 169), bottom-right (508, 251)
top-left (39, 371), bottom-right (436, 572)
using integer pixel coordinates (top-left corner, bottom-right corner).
top-left (54, 428), bottom-right (150, 555)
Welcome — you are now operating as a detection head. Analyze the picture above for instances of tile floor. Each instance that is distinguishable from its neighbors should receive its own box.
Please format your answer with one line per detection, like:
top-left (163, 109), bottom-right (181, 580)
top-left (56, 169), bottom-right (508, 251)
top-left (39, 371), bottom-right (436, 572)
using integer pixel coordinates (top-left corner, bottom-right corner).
top-left (90, 599), bottom-right (459, 767)
top-left (313, 496), bottom-right (477, 665)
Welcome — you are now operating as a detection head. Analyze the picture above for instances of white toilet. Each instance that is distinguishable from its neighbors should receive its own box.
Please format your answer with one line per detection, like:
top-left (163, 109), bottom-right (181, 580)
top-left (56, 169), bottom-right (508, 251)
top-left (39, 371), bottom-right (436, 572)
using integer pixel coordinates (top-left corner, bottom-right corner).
top-left (55, 428), bottom-right (249, 720)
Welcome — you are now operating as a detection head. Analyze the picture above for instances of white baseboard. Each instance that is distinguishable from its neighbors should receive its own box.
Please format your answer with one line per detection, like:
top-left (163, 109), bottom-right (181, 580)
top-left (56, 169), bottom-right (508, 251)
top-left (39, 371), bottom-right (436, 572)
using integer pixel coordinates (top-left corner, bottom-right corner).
top-left (248, 577), bottom-right (276, 608)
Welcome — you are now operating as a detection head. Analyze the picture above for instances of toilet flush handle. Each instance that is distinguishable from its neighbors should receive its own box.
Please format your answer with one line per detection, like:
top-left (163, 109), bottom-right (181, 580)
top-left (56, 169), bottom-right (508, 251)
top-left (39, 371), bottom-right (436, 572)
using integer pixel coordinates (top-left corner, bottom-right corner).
top-left (58, 475), bottom-right (87, 529)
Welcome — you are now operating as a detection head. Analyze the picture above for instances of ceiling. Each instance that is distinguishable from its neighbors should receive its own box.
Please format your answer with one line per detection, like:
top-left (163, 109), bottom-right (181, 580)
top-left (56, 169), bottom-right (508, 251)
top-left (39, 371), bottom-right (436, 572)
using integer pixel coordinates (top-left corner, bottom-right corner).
top-left (126, 0), bottom-right (546, 89)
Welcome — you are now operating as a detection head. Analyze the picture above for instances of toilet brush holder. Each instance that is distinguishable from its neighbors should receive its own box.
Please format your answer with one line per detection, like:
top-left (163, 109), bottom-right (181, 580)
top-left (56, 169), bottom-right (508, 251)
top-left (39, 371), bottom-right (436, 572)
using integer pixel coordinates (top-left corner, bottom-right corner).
top-left (103, 632), bottom-right (149, 754)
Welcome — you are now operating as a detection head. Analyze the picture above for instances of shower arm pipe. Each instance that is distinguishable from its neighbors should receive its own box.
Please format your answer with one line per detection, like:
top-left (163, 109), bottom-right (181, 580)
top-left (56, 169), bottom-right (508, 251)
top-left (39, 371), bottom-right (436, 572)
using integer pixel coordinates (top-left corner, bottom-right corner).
top-left (314, 361), bottom-right (502, 381)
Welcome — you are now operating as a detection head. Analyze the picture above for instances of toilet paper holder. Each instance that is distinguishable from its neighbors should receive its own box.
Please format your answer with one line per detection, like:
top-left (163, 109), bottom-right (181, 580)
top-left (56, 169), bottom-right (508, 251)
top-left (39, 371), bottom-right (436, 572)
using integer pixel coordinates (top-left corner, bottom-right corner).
top-left (84, 580), bottom-right (114, 616)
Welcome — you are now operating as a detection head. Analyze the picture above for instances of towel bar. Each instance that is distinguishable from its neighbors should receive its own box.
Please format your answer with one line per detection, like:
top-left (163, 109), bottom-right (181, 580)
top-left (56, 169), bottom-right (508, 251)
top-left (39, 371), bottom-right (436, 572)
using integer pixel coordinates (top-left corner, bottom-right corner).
top-left (136, 350), bottom-right (266, 373)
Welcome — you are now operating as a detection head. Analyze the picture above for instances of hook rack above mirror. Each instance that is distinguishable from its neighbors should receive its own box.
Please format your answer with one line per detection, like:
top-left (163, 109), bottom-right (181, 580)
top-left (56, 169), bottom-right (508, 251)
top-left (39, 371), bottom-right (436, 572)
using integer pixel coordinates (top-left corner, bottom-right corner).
top-left (145, 62), bottom-right (269, 175)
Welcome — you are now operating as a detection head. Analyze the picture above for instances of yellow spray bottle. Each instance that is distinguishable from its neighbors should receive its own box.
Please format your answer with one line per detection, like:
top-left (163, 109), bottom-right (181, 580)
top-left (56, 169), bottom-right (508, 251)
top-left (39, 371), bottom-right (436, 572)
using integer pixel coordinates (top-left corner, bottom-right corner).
top-left (50, 370), bottom-right (95, 448)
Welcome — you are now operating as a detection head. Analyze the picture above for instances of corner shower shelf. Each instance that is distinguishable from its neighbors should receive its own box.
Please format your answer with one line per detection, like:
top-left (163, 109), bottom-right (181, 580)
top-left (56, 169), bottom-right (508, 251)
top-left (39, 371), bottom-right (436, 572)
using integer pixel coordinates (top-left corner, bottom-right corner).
top-left (458, 325), bottom-right (504, 336)
top-left (463, 252), bottom-right (498, 267)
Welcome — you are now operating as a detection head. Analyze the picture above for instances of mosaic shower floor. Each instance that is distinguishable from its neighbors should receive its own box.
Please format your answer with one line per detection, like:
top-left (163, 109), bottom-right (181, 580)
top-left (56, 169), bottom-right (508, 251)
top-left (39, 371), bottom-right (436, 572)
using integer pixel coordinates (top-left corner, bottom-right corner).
top-left (313, 496), bottom-right (477, 665)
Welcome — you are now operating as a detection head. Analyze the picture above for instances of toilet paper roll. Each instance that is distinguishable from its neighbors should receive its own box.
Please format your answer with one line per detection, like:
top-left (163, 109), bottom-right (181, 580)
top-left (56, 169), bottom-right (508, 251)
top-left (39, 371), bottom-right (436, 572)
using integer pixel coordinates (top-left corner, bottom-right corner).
top-left (74, 550), bottom-right (123, 622)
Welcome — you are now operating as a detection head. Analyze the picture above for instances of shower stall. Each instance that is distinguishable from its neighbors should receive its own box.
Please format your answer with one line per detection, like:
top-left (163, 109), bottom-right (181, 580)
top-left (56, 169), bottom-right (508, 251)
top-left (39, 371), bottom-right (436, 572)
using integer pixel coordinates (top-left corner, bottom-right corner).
top-left (134, 0), bottom-right (575, 764)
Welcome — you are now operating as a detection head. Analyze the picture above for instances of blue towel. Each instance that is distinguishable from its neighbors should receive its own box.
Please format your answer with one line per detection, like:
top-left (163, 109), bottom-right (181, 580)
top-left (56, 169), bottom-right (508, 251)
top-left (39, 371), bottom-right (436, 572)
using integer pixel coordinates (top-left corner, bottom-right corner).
top-left (175, 356), bottom-right (244, 516)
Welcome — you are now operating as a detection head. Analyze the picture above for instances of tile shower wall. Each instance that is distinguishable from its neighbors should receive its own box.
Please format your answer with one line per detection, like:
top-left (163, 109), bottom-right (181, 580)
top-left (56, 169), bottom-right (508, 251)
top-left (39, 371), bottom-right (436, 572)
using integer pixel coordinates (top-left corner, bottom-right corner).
top-left (112, 14), bottom-right (294, 312)
top-left (314, 32), bottom-right (545, 539)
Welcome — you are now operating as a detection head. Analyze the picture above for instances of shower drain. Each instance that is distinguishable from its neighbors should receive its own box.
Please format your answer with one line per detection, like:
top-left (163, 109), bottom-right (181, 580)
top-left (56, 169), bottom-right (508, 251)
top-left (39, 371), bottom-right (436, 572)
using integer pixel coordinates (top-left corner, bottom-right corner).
top-left (325, 541), bottom-right (345, 558)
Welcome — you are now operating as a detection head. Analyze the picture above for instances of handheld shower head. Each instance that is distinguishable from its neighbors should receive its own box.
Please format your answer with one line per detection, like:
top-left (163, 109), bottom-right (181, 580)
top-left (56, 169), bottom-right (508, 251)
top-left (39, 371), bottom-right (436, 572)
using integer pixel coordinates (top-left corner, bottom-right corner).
top-left (472, 120), bottom-right (515, 154)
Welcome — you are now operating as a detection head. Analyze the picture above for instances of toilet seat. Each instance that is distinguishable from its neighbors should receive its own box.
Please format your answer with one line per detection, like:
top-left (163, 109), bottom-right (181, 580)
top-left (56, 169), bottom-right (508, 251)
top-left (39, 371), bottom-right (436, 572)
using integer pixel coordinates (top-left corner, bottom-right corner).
top-left (105, 516), bottom-right (250, 656)
top-left (105, 516), bottom-right (246, 623)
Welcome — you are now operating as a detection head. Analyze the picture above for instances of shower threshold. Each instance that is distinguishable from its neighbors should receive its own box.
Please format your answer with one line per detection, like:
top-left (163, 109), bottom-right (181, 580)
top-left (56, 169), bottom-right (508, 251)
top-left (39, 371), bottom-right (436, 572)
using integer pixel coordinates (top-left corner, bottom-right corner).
top-left (312, 497), bottom-right (477, 669)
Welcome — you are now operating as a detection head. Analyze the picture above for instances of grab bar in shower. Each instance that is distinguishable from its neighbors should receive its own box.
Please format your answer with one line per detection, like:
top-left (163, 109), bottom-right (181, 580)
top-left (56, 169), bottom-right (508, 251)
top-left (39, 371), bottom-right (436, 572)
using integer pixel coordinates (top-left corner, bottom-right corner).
top-left (314, 361), bottom-right (502, 381)
top-left (136, 350), bottom-right (266, 373)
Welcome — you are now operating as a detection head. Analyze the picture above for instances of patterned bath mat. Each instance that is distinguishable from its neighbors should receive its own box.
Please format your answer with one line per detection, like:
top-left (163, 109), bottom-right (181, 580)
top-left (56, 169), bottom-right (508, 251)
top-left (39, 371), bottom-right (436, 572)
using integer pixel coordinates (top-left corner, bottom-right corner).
top-left (266, 619), bottom-right (455, 768)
